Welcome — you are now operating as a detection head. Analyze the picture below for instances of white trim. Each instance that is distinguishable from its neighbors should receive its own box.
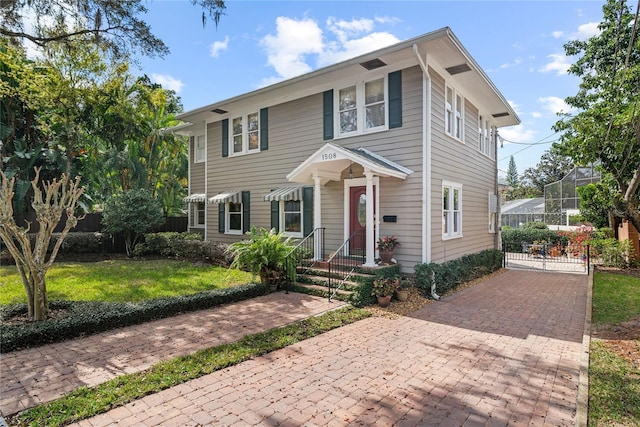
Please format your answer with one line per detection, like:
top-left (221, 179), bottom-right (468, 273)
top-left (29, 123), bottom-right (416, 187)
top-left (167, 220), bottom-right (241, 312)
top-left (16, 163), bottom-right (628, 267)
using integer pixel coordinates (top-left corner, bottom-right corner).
top-left (280, 199), bottom-right (303, 238)
top-left (445, 83), bottom-right (465, 143)
top-left (334, 76), bottom-right (388, 138)
top-left (194, 134), bottom-right (206, 163)
top-left (442, 180), bottom-right (463, 240)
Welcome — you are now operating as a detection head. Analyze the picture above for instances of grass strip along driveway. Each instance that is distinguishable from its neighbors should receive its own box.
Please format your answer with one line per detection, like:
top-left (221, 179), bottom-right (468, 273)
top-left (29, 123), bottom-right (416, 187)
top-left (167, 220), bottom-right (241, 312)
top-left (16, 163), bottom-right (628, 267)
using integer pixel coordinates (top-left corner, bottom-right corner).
top-left (8, 307), bottom-right (370, 427)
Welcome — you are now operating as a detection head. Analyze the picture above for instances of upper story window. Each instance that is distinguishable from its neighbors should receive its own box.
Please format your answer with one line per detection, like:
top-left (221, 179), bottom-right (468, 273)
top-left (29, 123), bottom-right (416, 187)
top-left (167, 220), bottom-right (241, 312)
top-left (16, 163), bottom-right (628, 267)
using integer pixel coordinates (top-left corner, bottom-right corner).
top-left (337, 77), bottom-right (386, 136)
top-left (194, 135), bottom-right (205, 163)
top-left (442, 181), bottom-right (463, 240)
top-left (477, 114), bottom-right (496, 159)
top-left (445, 84), bottom-right (464, 142)
top-left (231, 112), bottom-right (260, 155)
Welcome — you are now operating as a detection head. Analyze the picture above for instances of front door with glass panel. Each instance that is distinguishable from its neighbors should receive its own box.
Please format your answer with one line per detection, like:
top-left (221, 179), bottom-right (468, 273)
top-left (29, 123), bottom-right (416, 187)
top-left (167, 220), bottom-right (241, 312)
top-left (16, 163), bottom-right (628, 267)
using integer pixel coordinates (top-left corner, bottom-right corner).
top-left (349, 186), bottom-right (375, 255)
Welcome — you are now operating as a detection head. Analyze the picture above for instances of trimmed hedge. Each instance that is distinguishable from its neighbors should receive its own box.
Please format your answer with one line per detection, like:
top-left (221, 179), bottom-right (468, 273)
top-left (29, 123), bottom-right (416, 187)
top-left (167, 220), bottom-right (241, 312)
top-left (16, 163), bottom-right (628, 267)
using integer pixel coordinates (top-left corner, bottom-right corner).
top-left (414, 249), bottom-right (503, 297)
top-left (501, 227), bottom-right (569, 252)
top-left (0, 283), bottom-right (265, 353)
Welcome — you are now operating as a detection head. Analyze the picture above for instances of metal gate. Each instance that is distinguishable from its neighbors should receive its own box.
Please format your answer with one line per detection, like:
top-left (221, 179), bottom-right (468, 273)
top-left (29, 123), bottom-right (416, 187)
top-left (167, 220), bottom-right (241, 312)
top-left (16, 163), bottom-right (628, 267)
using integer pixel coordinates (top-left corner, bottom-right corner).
top-left (503, 242), bottom-right (590, 274)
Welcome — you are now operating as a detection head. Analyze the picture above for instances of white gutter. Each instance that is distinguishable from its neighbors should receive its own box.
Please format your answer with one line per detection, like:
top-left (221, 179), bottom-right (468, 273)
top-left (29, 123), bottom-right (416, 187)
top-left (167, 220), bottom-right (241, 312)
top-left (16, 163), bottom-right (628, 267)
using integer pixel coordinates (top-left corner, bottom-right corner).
top-left (413, 44), bottom-right (432, 264)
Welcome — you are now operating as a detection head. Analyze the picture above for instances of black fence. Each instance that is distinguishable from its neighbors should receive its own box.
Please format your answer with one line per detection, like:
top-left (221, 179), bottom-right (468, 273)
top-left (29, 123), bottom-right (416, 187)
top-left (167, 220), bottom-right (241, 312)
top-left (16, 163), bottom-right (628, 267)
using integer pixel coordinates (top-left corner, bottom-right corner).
top-left (503, 241), bottom-right (590, 274)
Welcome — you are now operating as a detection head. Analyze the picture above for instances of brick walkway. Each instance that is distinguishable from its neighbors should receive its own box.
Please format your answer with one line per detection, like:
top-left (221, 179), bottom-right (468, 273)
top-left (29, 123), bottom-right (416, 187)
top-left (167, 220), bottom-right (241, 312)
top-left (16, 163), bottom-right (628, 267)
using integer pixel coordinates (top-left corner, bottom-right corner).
top-left (62, 270), bottom-right (589, 427)
top-left (0, 292), bottom-right (346, 417)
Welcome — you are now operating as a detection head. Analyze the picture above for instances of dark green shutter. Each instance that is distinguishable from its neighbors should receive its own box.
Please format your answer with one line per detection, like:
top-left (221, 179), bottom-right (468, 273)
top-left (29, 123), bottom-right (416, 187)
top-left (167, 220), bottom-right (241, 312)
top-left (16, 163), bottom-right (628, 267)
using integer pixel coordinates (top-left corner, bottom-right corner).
top-left (322, 90), bottom-right (334, 140)
top-left (303, 187), bottom-right (313, 236)
top-left (388, 70), bottom-right (402, 129)
top-left (218, 204), bottom-right (225, 233)
top-left (242, 191), bottom-right (250, 233)
top-left (221, 119), bottom-right (229, 157)
top-left (260, 108), bottom-right (268, 151)
top-left (270, 200), bottom-right (279, 232)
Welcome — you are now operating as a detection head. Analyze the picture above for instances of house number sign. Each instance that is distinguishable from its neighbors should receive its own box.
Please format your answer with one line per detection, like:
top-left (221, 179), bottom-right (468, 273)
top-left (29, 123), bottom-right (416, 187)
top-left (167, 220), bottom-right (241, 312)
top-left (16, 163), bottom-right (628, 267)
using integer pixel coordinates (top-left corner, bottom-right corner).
top-left (321, 152), bottom-right (337, 161)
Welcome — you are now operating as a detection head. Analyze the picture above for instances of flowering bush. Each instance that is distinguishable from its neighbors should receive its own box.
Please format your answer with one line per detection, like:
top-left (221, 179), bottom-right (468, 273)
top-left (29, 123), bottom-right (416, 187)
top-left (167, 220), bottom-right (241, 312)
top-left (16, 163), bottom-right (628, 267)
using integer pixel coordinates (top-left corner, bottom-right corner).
top-left (558, 224), bottom-right (595, 247)
top-left (377, 235), bottom-right (400, 250)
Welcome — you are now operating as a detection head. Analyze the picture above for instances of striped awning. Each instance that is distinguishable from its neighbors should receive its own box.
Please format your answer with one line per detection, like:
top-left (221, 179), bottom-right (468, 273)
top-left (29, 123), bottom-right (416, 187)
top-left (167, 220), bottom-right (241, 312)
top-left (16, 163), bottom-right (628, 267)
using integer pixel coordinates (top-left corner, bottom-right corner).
top-left (263, 186), bottom-right (305, 202)
top-left (183, 193), bottom-right (207, 203)
top-left (208, 191), bottom-right (241, 204)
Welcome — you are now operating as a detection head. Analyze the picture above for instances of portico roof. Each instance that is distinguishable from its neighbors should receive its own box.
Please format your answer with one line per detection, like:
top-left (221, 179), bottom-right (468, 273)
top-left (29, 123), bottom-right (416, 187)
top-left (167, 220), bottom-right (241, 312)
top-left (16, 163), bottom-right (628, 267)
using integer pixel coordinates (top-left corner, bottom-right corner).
top-left (286, 142), bottom-right (413, 185)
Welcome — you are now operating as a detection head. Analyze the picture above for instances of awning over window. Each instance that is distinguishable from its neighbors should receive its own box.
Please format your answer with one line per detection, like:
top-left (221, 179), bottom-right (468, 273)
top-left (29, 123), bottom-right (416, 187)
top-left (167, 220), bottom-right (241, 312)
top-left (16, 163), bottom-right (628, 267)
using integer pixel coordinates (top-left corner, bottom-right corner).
top-left (263, 186), bottom-right (305, 202)
top-left (208, 191), bottom-right (241, 204)
top-left (183, 193), bottom-right (207, 203)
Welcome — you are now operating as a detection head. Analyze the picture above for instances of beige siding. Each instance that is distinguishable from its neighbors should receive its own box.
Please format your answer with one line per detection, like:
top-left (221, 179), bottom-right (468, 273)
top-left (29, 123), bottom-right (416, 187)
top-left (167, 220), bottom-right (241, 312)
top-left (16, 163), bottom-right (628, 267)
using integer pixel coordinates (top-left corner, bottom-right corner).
top-left (199, 64), bottom-right (498, 270)
top-left (428, 68), bottom-right (497, 264)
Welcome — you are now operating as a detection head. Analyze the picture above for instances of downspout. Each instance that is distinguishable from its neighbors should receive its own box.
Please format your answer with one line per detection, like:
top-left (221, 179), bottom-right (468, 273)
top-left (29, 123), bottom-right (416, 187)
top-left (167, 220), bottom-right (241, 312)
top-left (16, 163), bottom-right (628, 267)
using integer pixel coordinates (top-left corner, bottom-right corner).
top-left (413, 44), bottom-right (432, 264)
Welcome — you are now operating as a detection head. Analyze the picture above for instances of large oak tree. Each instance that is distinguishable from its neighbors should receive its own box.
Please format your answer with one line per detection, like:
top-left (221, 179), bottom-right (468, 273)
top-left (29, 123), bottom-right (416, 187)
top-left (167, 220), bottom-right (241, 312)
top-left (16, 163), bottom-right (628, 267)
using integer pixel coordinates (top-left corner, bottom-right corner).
top-left (554, 0), bottom-right (640, 232)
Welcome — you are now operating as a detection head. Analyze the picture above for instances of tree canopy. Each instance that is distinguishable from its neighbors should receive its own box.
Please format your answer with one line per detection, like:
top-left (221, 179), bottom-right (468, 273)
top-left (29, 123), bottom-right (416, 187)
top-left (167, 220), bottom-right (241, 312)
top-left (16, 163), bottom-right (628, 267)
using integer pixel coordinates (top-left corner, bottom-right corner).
top-left (554, 0), bottom-right (640, 231)
top-left (0, 0), bottom-right (226, 59)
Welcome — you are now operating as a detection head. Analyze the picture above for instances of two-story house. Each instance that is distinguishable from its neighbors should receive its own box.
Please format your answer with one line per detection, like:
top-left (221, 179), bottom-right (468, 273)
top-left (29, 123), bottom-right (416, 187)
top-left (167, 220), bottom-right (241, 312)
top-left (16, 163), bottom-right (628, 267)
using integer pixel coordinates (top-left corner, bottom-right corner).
top-left (177, 27), bottom-right (519, 272)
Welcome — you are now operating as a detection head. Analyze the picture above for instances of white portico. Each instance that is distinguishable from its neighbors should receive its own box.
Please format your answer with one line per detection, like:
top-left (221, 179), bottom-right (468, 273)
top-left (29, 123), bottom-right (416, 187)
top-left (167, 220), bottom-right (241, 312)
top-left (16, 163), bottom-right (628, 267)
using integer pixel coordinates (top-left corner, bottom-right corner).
top-left (286, 142), bottom-right (412, 267)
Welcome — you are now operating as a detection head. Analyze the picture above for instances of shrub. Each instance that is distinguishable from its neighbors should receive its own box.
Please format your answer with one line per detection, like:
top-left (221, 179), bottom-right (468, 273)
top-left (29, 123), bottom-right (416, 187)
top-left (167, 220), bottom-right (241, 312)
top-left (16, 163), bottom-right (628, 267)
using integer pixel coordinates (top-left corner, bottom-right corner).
top-left (501, 227), bottom-right (568, 252)
top-left (522, 222), bottom-right (549, 230)
top-left (414, 249), bottom-right (503, 297)
top-left (0, 283), bottom-right (266, 353)
top-left (592, 239), bottom-right (638, 268)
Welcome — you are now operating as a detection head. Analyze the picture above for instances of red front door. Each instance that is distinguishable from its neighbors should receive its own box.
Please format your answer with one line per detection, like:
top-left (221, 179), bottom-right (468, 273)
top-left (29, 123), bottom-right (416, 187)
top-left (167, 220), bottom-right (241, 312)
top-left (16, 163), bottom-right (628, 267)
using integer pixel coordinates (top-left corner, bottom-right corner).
top-left (349, 186), bottom-right (375, 254)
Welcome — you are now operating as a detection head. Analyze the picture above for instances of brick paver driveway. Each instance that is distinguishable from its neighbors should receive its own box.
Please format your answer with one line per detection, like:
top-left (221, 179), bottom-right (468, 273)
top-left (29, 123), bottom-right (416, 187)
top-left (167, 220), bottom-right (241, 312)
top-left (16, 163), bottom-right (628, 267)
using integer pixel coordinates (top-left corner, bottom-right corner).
top-left (70, 270), bottom-right (589, 426)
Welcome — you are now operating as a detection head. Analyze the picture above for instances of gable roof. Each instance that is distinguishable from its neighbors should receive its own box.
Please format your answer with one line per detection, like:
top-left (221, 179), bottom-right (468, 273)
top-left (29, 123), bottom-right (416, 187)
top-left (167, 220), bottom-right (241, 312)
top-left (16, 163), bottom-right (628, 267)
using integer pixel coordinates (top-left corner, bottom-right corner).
top-left (176, 27), bottom-right (520, 129)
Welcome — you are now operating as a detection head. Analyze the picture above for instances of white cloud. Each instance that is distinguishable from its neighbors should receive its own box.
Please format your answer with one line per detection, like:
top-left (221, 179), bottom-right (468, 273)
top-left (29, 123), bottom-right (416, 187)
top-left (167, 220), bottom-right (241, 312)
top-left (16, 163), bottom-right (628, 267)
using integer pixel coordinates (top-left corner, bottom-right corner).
top-left (538, 96), bottom-right (574, 115)
top-left (498, 124), bottom-right (536, 144)
top-left (210, 36), bottom-right (230, 58)
top-left (260, 16), bottom-right (324, 80)
top-left (151, 73), bottom-right (184, 93)
top-left (572, 22), bottom-right (600, 40)
top-left (539, 53), bottom-right (571, 76)
top-left (551, 31), bottom-right (564, 39)
top-left (499, 58), bottom-right (523, 69)
top-left (259, 16), bottom-right (400, 84)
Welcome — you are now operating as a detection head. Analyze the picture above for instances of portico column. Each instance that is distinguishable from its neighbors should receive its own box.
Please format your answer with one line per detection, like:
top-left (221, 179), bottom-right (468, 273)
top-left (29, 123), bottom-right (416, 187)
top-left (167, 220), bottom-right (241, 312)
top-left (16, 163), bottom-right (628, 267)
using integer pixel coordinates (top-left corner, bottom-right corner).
top-left (364, 169), bottom-right (377, 267)
top-left (313, 171), bottom-right (322, 261)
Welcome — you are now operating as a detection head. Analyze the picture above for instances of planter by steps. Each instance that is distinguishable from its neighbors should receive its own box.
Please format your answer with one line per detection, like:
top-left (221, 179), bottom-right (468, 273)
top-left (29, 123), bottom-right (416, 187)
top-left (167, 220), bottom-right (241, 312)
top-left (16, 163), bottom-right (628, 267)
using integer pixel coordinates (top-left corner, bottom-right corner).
top-left (395, 289), bottom-right (409, 302)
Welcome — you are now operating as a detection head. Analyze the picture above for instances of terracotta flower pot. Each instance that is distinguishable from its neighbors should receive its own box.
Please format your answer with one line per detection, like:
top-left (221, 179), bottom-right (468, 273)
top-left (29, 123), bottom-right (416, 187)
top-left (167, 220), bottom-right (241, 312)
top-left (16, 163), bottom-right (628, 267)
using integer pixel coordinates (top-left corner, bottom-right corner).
top-left (377, 295), bottom-right (392, 307)
top-left (395, 289), bottom-right (409, 302)
top-left (379, 249), bottom-right (394, 264)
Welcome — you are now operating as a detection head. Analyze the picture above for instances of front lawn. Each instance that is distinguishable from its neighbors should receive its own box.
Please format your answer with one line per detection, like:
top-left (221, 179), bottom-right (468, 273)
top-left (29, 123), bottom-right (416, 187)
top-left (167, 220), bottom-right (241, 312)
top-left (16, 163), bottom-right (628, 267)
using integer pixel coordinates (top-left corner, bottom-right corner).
top-left (0, 259), bottom-right (253, 305)
top-left (589, 271), bottom-right (640, 426)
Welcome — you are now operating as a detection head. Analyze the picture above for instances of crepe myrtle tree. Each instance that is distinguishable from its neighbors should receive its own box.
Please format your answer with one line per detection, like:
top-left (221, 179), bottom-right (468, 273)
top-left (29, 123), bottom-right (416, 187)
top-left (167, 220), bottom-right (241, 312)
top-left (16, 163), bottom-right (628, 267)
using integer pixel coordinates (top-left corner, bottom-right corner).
top-left (101, 188), bottom-right (164, 257)
top-left (0, 168), bottom-right (85, 321)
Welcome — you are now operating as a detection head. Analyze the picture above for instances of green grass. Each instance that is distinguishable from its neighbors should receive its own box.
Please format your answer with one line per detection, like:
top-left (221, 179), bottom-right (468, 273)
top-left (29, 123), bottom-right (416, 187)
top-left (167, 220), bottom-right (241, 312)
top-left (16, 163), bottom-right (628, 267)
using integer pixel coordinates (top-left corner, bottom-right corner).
top-left (0, 260), bottom-right (253, 305)
top-left (592, 272), bottom-right (640, 325)
top-left (589, 272), bottom-right (640, 426)
top-left (9, 307), bottom-right (371, 427)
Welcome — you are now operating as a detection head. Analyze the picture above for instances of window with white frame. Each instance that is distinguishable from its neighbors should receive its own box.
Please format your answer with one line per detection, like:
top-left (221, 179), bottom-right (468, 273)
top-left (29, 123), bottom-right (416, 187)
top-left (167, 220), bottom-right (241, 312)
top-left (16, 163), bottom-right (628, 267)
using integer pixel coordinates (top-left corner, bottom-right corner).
top-left (281, 200), bottom-right (302, 237)
top-left (477, 115), bottom-right (495, 159)
top-left (227, 202), bottom-right (243, 234)
top-left (442, 181), bottom-right (462, 239)
top-left (193, 202), bottom-right (205, 227)
top-left (337, 77), bottom-right (386, 136)
top-left (230, 112), bottom-right (259, 155)
top-left (445, 84), bottom-right (464, 141)
top-left (194, 135), bottom-right (205, 163)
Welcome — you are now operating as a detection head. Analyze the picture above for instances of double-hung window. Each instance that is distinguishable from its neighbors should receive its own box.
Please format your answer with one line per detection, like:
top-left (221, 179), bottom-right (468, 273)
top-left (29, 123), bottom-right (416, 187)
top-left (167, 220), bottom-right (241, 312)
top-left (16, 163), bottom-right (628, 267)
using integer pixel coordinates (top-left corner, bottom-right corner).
top-left (194, 135), bottom-right (205, 163)
top-left (227, 202), bottom-right (242, 234)
top-left (442, 181), bottom-right (462, 239)
top-left (231, 112), bottom-right (260, 155)
top-left (282, 200), bottom-right (302, 237)
top-left (338, 78), bottom-right (386, 136)
top-left (445, 84), bottom-right (464, 141)
top-left (193, 202), bottom-right (205, 227)
top-left (477, 115), bottom-right (495, 159)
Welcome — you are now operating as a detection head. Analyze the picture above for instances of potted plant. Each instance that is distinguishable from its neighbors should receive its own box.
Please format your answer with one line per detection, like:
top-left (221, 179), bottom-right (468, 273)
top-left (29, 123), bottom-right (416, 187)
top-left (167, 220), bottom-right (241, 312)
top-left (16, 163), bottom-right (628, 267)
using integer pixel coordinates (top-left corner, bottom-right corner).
top-left (227, 227), bottom-right (295, 292)
top-left (371, 276), bottom-right (400, 307)
top-left (377, 235), bottom-right (400, 265)
top-left (395, 276), bottom-right (410, 302)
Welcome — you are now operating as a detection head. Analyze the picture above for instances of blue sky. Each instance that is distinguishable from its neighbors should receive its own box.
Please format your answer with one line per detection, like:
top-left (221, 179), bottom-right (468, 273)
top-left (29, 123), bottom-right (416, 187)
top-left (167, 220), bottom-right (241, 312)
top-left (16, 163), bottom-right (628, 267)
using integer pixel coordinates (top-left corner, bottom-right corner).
top-left (138, 0), bottom-right (606, 176)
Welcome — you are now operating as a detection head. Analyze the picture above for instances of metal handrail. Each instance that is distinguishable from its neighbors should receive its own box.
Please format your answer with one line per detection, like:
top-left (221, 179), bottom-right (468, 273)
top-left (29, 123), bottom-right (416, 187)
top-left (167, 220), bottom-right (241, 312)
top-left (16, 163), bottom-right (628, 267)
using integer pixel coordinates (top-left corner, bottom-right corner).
top-left (327, 229), bottom-right (366, 301)
top-left (283, 228), bottom-right (325, 293)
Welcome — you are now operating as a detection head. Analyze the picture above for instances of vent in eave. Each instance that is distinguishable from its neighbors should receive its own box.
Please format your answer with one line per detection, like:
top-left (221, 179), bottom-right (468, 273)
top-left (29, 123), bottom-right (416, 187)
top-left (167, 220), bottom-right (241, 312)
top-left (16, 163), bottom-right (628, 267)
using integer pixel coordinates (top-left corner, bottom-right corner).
top-left (211, 108), bottom-right (228, 114)
top-left (492, 112), bottom-right (510, 118)
top-left (360, 58), bottom-right (387, 70)
top-left (445, 63), bottom-right (472, 75)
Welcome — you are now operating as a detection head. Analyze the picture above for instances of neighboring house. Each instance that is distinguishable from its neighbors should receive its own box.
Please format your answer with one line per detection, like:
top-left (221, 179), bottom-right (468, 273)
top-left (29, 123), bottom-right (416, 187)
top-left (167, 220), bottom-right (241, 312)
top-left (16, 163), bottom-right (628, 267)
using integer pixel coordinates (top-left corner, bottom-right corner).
top-left (175, 27), bottom-right (520, 272)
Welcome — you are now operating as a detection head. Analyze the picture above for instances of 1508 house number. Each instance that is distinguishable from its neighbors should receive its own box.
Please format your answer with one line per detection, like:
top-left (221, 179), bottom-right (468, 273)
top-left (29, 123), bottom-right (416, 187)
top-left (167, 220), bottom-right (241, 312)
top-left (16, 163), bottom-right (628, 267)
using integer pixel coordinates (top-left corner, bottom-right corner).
top-left (321, 152), bottom-right (337, 161)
